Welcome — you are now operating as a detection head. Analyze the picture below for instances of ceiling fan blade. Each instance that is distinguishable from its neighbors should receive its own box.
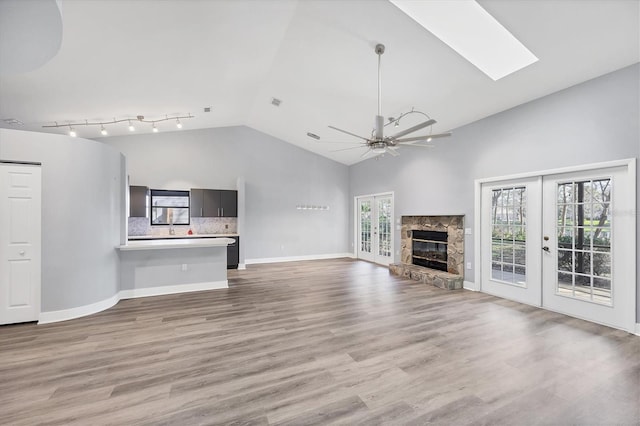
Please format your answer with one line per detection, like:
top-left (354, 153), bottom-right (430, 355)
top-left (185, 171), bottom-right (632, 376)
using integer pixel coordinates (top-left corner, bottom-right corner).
top-left (389, 119), bottom-right (436, 139)
top-left (395, 132), bottom-right (452, 143)
top-left (387, 147), bottom-right (400, 157)
top-left (330, 145), bottom-right (367, 152)
top-left (360, 149), bottom-right (373, 158)
top-left (319, 141), bottom-right (367, 145)
top-left (328, 125), bottom-right (369, 142)
top-left (397, 142), bottom-right (434, 148)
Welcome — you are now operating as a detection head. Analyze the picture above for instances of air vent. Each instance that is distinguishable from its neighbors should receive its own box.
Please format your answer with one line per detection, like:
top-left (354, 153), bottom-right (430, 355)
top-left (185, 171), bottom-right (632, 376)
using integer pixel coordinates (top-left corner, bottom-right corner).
top-left (271, 98), bottom-right (282, 107)
top-left (306, 132), bottom-right (320, 140)
top-left (204, 107), bottom-right (211, 113)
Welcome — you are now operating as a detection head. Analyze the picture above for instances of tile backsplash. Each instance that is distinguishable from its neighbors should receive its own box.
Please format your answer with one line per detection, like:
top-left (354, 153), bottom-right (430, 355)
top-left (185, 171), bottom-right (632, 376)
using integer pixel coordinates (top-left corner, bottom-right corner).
top-left (128, 217), bottom-right (237, 236)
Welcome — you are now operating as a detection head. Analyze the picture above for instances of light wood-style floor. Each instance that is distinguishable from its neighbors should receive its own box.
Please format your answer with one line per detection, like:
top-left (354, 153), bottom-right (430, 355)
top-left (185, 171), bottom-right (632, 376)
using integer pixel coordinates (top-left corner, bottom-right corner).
top-left (1, 258), bottom-right (638, 425)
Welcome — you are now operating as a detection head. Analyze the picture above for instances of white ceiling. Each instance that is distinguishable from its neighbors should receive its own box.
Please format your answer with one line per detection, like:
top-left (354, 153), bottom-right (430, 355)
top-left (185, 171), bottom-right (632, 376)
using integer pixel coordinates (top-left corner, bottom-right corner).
top-left (0, 0), bottom-right (638, 165)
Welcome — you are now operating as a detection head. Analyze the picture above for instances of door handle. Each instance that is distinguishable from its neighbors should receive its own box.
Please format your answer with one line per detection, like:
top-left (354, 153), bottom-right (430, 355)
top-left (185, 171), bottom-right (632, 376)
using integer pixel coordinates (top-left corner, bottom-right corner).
top-left (542, 246), bottom-right (550, 252)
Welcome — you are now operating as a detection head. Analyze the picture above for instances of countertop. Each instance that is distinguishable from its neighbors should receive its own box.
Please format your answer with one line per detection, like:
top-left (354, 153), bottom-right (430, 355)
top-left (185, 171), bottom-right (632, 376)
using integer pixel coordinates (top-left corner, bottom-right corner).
top-left (128, 233), bottom-right (238, 240)
top-left (118, 237), bottom-right (236, 251)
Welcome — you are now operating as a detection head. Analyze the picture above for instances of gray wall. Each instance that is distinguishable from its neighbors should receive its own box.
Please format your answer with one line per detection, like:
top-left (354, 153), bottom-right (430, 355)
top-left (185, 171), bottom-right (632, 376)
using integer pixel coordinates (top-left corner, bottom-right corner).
top-left (102, 126), bottom-right (350, 260)
top-left (350, 64), bottom-right (640, 321)
top-left (0, 129), bottom-right (124, 312)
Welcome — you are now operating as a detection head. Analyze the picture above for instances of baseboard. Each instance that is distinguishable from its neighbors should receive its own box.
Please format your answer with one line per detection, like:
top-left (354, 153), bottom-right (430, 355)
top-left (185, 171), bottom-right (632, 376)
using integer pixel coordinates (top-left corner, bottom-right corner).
top-left (38, 281), bottom-right (228, 324)
top-left (238, 263), bottom-right (246, 270)
top-left (635, 323), bottom-right (640, 337)
top-left (245, 252), bottom-right (353, 265)
top-left (38, 293), bottom-right (120, 325)
top-left (120, 280), bottom-right (228, 299)
top-left (463, 280), bottom-right (477, 291)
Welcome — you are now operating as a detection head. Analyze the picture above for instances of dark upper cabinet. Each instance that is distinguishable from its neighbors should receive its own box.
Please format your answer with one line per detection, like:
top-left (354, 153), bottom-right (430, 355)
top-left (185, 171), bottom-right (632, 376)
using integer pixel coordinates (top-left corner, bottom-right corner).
top-left (190, 189), bottom-right (205, 217)
top-left (220, 190), bottom-right (237, 217)
top-left (190, 189), bottom-right (237, 217)
top-left (129, 186), bottom-right (149, 217)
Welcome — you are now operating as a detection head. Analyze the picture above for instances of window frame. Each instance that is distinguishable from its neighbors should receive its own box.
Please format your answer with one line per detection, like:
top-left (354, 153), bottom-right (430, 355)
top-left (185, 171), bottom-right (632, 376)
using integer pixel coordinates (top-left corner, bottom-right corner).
top-left (149, 189), bottom-right (191, 226)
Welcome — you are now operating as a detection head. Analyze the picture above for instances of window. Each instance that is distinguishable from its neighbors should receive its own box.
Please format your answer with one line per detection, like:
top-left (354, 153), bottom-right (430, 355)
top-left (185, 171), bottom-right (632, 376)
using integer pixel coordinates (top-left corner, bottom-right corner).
top-left (150, 189), bottom-right (190, 225)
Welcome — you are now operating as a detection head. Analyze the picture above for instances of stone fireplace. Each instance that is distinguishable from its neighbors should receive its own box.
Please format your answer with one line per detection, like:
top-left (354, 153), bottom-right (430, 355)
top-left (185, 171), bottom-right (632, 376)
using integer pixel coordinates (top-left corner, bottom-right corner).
top-left (390, 215), bottom-right (464, 290)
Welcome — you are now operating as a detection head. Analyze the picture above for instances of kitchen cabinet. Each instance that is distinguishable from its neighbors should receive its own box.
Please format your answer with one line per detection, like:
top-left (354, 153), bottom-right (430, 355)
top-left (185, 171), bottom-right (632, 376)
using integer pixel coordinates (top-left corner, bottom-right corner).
top-left (129, 186), bottom-right (149, 217)
top-left (225, 236), bottom-right (239, 269)
top-left (190, 189), bottom-right (237, 217)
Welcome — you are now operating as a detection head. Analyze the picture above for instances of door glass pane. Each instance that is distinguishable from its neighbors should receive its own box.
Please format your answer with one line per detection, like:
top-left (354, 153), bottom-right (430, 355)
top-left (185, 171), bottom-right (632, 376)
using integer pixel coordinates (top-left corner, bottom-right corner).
top-left (377, 198), bottom-right (391, 257)
top-left (360, 201), bottom-right (371, 253)
top-left (555, 178), bottom-right (612, 305)
top-left (491, 186), bottom-right (527, 286)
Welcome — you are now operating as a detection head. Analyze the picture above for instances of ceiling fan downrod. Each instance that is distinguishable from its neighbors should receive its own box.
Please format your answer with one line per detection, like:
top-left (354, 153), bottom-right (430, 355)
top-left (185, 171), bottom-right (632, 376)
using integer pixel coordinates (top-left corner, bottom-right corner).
top-left (375, 43), bottom-right (385, 140)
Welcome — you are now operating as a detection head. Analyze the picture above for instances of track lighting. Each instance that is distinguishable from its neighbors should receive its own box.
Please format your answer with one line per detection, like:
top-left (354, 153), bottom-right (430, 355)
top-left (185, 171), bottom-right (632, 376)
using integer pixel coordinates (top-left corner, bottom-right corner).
top-left (43, 113), bottom-right (194, 135)
top-left (394, 120), bottom-right (400, 127)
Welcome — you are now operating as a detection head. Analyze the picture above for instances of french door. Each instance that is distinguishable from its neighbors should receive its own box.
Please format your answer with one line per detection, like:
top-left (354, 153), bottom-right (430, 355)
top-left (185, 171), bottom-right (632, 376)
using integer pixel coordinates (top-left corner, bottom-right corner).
top-left (481, 177), bottom-right (542, 306)
top-left (480, 163), bottom-right (635, 332)
top-left (357, 194), bottom-right (393, 265)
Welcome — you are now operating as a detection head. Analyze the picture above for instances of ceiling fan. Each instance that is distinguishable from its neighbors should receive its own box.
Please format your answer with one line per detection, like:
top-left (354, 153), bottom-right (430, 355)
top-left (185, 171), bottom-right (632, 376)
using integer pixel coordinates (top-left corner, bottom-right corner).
top-left (327, 44), bottom-right (451, 158)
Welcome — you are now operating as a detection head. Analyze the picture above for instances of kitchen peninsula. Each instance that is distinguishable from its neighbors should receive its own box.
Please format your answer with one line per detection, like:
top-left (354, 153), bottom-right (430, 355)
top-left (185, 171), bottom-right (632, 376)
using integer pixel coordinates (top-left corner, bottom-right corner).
top-left (117, 237), bottom-right (235, 298)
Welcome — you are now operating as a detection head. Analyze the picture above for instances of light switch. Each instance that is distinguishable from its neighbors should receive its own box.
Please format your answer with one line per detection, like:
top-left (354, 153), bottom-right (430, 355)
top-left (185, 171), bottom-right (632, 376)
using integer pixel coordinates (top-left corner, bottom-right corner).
top-left (465, 228), bottom-right (472, 235)
top-left (466, 262), bottom-right (472, 270)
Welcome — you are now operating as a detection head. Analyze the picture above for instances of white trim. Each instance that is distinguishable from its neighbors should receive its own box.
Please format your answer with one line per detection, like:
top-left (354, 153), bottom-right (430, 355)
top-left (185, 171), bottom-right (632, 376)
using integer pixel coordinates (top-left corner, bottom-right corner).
top-left (475, 158), bottom-right (636, 184)
top-left (245, 253), bottom-right (353, 265)
top-left (237, 263), bottom-right (246, 270)
top-left (634, 323), bottom-right (640, 337)
top-left (474, 179), bottom-right (482, 293)
top-left (38, 281), bottom-right (228, 324)
top-left (463, 281), bottom-right (477, 291)
top-left (38, 293), bottom-right (120, 324)
top-left (119, 280), bottom-right (228, 299)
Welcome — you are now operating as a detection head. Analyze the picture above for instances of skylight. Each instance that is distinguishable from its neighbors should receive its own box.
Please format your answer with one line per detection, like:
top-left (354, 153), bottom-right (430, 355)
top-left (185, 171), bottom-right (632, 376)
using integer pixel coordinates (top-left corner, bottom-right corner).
top-left (389, 0), bottom-right (538, 81)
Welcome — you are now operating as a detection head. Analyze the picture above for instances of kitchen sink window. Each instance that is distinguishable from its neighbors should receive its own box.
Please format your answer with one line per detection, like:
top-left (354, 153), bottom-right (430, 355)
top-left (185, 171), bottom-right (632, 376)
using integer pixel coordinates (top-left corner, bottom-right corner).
top-left (150, 189), bottom-right (190, 225)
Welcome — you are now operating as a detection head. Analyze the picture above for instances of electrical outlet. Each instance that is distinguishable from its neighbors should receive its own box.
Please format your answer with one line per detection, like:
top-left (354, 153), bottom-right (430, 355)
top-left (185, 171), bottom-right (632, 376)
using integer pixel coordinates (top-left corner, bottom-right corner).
top-left (225, 224), bottom-right (229, 229)
top-left (181, 264), bottom-right (188, 271)
top-left (466, 262), bottom-right (472, 270)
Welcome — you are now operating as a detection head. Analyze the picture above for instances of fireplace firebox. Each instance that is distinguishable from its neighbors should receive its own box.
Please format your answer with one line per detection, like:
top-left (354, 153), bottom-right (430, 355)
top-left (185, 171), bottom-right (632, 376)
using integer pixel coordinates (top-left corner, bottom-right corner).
top-left (412, 230), bottom-right (448, 272)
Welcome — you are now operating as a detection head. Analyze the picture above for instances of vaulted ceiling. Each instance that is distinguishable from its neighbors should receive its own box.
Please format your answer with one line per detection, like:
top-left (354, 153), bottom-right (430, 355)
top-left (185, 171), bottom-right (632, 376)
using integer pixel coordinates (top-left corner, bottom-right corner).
top-left (1, 0), bottom-right (638, 165)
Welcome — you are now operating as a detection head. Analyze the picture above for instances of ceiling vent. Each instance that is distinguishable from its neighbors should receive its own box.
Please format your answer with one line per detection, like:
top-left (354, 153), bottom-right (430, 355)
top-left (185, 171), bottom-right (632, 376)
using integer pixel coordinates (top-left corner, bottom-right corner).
top-left (204, 107), bottom-right (211, 113)
top-left (271, 98), bottom-right (282, 107)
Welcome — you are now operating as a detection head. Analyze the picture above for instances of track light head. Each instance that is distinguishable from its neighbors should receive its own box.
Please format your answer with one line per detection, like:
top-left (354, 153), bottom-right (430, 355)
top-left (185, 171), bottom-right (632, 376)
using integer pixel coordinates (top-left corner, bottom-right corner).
top-left (69, 126), bottom-right (76, 137)
top-left (152, 123), bottom-right (159, 133)
top-left (176, 118), bottom-right (182, 129)
top-left (128, 120), bottom-right (135, 132)
top-left (100, 125), bottom-right (108, 136)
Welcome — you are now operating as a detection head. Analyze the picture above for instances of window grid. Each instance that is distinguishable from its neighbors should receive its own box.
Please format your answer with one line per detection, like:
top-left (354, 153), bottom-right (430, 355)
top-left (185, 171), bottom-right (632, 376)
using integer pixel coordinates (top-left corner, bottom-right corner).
top-left (491, 186), bottom-right (527, 286)
top-left (556, 179), bottom-right (612, 305)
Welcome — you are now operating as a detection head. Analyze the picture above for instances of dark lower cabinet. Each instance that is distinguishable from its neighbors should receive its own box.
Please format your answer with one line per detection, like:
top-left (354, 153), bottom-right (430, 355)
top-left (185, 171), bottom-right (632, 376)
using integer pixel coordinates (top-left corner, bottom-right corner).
top-left (226, 236), bottom-right (239, 269)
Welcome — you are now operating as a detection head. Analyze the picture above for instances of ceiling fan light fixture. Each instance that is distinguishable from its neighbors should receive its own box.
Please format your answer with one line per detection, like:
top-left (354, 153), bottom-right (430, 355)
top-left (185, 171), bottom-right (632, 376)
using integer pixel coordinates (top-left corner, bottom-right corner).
top-left (371, 142), bottom-right (387, 154)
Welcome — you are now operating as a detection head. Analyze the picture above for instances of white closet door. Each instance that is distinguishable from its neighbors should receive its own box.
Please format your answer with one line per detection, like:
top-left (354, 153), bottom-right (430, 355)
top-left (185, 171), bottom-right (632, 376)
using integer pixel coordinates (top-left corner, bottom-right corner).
top-left (0, 163), bottom-right (41, 325)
